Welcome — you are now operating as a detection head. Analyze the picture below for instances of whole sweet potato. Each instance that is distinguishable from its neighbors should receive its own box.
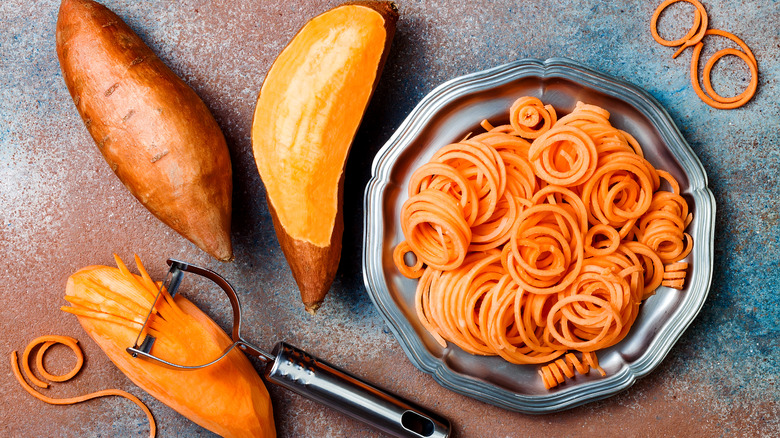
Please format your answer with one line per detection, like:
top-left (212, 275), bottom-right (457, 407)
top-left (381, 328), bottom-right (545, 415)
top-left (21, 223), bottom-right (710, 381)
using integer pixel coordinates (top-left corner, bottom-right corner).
top-left (56, 0), bottom-right (234, 261)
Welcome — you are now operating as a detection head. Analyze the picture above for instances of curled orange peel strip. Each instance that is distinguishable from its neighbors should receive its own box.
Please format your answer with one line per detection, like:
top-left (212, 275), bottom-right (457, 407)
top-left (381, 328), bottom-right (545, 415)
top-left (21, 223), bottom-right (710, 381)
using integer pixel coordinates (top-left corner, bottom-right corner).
top-left (11, 336), bottom-right (155, 438)
top-left (651, 1), bottom-right (758, 109)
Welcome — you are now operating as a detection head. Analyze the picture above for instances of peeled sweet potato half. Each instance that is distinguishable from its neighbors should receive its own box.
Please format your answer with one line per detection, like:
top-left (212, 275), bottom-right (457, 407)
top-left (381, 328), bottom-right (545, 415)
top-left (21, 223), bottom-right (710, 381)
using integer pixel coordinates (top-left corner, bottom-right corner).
top-left (252, 1), bottom-right (398, 313)
top-left (62, 255), bottom-right (275, 437)
top-left (56, 0), bottom-right (234, 261)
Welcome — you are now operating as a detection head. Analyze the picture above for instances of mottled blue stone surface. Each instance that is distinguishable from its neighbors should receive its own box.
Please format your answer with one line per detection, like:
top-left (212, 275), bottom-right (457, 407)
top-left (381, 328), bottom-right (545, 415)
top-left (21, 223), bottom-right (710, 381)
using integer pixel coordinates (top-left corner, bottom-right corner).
top-left (1, 0), bottom-right (777, 436)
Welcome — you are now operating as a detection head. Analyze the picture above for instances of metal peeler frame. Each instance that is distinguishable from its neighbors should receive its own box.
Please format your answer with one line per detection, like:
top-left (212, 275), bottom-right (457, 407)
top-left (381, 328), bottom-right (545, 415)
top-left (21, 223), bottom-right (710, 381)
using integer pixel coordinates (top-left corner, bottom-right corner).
top-left (127, 259), bottom-right (274, 368)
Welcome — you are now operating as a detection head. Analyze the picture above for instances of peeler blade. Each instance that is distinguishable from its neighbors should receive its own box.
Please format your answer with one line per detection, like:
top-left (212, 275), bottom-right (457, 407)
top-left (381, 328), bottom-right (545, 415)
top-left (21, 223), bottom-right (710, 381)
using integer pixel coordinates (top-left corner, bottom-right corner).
top-left (128, 261), bottom-right (186, 356)
top-left (125, 259), bottom-right (275, 368)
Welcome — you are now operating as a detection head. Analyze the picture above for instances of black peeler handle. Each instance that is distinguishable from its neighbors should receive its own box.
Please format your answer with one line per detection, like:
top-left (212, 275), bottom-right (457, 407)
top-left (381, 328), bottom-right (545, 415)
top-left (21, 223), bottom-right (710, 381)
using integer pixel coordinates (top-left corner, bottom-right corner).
top-left (265, 342), bottom-right (450, 438)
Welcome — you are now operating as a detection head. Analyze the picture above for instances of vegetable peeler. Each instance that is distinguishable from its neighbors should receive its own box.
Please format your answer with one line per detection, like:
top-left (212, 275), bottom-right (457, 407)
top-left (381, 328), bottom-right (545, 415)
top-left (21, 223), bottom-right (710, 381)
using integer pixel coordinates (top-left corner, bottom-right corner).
top-left (126, 259), bottom-right (450, 438)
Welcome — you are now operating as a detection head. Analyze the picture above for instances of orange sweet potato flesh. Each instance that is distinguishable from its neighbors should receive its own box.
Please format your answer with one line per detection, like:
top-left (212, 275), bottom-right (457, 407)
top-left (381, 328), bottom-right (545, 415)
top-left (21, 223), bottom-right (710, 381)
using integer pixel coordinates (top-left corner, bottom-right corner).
top-left (56, 0), bottom-right (234, 261)
top-left (63, 259), bottom-right (275, 437)
top-left (252, 2), bottom-right (398, 313)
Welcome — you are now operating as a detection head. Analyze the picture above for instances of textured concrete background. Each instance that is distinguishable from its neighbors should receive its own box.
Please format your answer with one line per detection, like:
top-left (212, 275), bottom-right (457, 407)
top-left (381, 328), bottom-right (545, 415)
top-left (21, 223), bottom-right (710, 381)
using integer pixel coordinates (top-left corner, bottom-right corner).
top-left (1, 0), bottom-right (778, 437)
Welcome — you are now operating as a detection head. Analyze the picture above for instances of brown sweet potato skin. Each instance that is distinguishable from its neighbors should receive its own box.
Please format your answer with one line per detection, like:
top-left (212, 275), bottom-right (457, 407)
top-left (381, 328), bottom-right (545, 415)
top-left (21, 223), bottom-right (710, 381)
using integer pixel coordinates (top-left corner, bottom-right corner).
top-left (56, 0), bottom-right (233, 261)
top-left (268, 172), bottom-right (345, 314)
top-left (255, 1), bottom-right (398, 314)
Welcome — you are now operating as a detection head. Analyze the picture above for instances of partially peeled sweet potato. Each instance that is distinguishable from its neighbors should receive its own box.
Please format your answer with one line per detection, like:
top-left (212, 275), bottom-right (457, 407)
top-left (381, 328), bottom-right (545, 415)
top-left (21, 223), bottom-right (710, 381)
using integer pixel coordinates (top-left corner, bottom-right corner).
top-left (62, 255), bottom-right (275, 437)
top-left (252, 1), bottom-right (398, 313)
top-left (56, 0), bottom-right (234, 261)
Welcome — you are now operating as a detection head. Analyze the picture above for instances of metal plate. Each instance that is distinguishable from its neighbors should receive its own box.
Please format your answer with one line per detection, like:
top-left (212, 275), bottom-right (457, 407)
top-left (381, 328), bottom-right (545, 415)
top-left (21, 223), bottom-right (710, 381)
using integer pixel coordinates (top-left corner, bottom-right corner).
top-left (362, 58), bottom-right (715, 413)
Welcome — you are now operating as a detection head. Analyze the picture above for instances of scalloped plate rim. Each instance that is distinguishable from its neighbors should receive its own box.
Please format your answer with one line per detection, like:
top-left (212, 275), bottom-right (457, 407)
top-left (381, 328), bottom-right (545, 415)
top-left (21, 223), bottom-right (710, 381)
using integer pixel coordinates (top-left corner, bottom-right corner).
top-left (362, 57), bottom-right (715, 413)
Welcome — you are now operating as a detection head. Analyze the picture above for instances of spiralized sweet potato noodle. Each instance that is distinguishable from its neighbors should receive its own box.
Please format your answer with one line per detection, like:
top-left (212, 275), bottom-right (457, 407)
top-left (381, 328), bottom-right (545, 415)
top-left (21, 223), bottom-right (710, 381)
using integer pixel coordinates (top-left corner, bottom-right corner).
top-left (662, 261), bottom-right (690, 289)
top-left (11, 336), bottom-right (155, 437)
top-left (650, 0), bottom-right (708, 58)
top-left (651, 0), bottom-right (758, 109)
top-left (691, 30), bottom-right (758, 109)
top-left (394, 97), bottom-right (693, 389)
top-left (539, 351), bottom-right (606, 389)
top-left (509, 96), bottom-right (558, 139)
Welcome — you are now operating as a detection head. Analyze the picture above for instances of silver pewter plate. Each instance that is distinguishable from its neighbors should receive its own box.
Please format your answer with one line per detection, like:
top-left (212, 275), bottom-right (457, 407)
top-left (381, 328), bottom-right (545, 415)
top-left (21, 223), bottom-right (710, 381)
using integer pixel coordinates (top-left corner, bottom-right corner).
top-left (362, 58), bottom-right (715, 413)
